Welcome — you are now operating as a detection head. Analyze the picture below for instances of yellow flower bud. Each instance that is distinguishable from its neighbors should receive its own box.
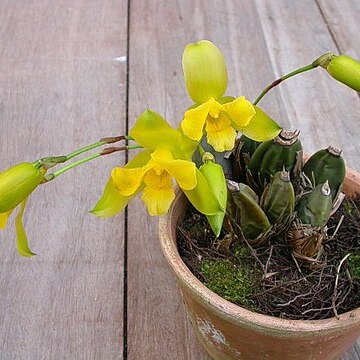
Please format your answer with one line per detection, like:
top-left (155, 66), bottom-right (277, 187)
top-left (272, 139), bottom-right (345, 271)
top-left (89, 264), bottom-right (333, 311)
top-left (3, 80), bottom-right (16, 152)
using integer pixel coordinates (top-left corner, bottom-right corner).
top-left (0, 162), bottom-right (44, 213)
top-left (182, 40), bottom-right (228, 103)
top-left (327, 55), bottom-right (360, 92)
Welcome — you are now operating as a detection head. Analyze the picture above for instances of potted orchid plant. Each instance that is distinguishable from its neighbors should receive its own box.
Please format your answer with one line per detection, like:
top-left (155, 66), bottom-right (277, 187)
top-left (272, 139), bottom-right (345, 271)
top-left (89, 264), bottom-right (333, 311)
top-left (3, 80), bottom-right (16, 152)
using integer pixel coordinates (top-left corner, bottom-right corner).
top-left (1, 40), bottom-right (360, 359)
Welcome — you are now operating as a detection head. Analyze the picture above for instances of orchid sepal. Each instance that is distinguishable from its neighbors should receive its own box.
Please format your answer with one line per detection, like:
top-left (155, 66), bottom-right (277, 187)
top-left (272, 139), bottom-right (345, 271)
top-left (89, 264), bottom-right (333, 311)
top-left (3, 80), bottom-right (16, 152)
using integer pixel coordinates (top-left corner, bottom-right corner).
top-left (182, 40), bottom-right (228, 104)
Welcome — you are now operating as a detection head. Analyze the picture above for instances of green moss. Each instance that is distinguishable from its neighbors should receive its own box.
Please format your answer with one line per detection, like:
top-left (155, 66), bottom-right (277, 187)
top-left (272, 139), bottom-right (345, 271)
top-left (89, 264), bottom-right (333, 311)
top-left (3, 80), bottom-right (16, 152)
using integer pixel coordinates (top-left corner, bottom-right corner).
top-left (199, 259), bottom-right (259, 309)
top-left (342, 200), bottom-right (355, 215)
top-left (348, 254), bottom-right (360, 279)
top-left (232, 244), bottom-right (251, 258)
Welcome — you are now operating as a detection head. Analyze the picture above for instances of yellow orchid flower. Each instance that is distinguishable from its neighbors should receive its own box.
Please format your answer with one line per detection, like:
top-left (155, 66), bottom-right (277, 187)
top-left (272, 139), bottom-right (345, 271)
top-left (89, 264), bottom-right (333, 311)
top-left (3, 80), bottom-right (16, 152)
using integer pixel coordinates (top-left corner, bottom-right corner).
top-left (0, 162), bottom-right (45, 257)
top-left (91, 110), bottom-right (222, 217)
top-left (112, 148), bottom-right (197, 216)
top-left (181, 40), bottom-right (281, 152)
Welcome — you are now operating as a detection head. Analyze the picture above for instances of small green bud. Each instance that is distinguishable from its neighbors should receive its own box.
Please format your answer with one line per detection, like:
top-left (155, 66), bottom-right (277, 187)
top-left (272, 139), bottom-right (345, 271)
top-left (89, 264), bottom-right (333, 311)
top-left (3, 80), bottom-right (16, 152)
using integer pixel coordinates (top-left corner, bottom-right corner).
top-left (302, 146), bottom-right (345, 200)
top-left (312, 53), bottom-right (336, 68)
top-left (182, 40), bottom-right (228, 103)
top-left (248, 129), bottom-right (302, 187)
top-left (233, 135), bottom-right (260, 182)
top-left (296, 181), bottom-right (332, 227)
top-left (326, 55), bottom-right (360, 92)
top-left (262, 170), bottom-right (295, 223)
top-left (0, 162), bottom-right (44, 213)
top-left (201, 151), bottom-right (215, 164)
top-left (231, 183), bottom-right (271, 239)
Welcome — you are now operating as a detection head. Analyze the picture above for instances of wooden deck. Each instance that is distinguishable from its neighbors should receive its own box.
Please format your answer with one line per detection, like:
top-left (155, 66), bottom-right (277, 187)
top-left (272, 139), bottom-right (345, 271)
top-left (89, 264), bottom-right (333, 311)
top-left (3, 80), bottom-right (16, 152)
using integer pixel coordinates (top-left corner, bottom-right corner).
top-left (0, 0), bottom-right (360, 359)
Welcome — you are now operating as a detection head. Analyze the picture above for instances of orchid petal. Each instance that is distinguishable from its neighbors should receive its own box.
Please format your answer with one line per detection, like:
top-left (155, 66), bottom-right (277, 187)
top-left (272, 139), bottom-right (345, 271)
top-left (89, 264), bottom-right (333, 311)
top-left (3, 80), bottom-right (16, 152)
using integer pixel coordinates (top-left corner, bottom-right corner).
top-left (222, 96), bottom-right (255, 129)
top-left (111, 149), bottom-right (152, 197)
top-left (182, 168), bottom-right (222, 215)
top-left (90, 177), bottom-right (132, 218)
top-left (141, 172), bottom-right (175, 216)
top-left (179, 129), bottom-right (198, 160)
top-left (130, 110), bottom-right (182, 152)
top-left (90, 150), bottom-right (151, 218)
top-left (112, 167), bottom-right (146, 197)
top-left (239, 106), bottom-right (282, 141)
top-left (0, 209), bottom-right (13, 230)
top-left (150, 149), bottom-right (197, 190)
top-left (205, 112), bottom-right (236, 152)
top-left (181, 100), bottom-right (212, 141)
top-left (15, 198), bottom-right (35, 257)
top-left (125, 150), bottom-right (152, 169)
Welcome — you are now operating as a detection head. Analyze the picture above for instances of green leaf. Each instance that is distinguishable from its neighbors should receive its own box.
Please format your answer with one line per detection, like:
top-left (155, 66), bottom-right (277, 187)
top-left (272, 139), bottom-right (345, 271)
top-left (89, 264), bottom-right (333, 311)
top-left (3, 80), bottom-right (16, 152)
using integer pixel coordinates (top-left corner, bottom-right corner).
top-left (239, 106), bottom-right (281, 142)
top-left (15, 198), bottom-right (35, 257)
top-left (206, 213), bottom-right (225, 238)
top-left (232, 187), bottom-right (271, 239)
top-left (183, 168), bottom-right (222, 215)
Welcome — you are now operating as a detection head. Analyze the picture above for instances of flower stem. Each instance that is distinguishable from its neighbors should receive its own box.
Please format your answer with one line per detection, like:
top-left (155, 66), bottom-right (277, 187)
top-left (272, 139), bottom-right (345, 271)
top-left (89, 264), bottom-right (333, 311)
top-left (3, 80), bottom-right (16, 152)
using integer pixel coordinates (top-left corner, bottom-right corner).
top-left (65, 140), bottom-right (108, 161)
top-left (36, 135), bottom-right (136, 170)
top-left (65, 135), bottom-right (131, 161)
top-left (253, 63), bottom-right (317, 106)
top-left (198, 145), bottom-right (205, 156)
top-left (43, 144), bottom-right (143, 181)
top-left (66, 135), bottom-right (132, 161)
top-left (45, 153), bottom-right (101, 181)
top-left (127, 145), bottom-right (143, 150)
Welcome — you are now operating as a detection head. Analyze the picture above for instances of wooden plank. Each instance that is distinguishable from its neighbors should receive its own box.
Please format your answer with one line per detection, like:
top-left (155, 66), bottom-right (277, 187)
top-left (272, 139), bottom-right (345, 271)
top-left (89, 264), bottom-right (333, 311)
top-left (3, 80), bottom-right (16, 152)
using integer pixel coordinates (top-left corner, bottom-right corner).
top-left (344, 339), bottom-right (360, 360)
top-left (126, 1), bottom-right (206, 357)
top-left (255, 0), bottom-right (360, 171)
top-left (317, 0), bottom-right (360, 56)
top-left (126, 0), bottom-right (289, 359)
top-left (0, 1), bottom-right (127, 359)
top-left (317, 1), bottom-right (360, 357)
top-left (255, 1), bottom-right (360, 359)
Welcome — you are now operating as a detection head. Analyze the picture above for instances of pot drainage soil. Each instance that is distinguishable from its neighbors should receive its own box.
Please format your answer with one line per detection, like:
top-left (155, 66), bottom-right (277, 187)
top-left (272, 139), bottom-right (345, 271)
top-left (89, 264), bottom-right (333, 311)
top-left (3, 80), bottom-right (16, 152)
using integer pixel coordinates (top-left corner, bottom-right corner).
top-left (177, 195), bottom-right (360, 320)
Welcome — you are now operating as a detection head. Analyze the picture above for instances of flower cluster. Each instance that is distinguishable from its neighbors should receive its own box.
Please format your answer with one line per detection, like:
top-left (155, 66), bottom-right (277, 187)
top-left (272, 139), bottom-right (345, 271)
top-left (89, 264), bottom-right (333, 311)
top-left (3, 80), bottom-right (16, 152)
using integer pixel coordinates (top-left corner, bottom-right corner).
top-left (91, 40), bottom-right (281, 220)
top-left (1, 40), bottom-right (359, 256)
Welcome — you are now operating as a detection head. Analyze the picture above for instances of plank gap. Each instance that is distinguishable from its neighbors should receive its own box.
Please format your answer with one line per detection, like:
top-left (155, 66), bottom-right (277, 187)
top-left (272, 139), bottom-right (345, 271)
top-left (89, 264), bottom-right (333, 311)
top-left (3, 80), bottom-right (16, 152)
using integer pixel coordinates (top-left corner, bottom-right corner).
top-left (314, 0), bottom-right (341, 54)
top-left (123, 0), bottom-right (132, 358)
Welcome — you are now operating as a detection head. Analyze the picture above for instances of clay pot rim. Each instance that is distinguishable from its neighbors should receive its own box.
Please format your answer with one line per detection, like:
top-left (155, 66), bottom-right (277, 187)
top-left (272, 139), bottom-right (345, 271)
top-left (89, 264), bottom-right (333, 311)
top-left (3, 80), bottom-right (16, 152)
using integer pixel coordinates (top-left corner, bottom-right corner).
top-left (159, 166), bottom-right (360, 335)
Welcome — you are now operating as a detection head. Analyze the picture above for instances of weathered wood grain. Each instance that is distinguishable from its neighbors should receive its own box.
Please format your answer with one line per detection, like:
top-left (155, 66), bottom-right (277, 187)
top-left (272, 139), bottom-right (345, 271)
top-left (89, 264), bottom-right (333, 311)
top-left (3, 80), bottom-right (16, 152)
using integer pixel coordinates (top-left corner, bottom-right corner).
top-left (1, 0), bottom-right (360, 359)
top-left (255, 0), bottom-right (360, 171)
top-left (126, 0), bottom-right (289, 359)
top-left (0, 1), bottom-right (127, 359)
top-left (127, 0), bottom-right (360, 359)
top-left (126, 1), bottom-right (206, 358)
top-left (316, 2), bottom-right (360, 358)
top-left (317, 0), bottom-right (360, 57)
top-left (255, 1), bottom-right (360, 359)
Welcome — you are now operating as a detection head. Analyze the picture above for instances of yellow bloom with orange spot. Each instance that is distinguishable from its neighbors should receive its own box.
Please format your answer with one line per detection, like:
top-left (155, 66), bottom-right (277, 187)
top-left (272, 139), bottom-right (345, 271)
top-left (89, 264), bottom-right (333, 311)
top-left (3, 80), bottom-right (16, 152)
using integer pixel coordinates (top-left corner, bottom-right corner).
top-left (91, 110), bottom-right (222, 217)
top-left (181, 96), bottom-right (256, 152)
top-left (112, 148), bottom-right (197, 216)
top-left (181, 40), bottom-right (281, 152)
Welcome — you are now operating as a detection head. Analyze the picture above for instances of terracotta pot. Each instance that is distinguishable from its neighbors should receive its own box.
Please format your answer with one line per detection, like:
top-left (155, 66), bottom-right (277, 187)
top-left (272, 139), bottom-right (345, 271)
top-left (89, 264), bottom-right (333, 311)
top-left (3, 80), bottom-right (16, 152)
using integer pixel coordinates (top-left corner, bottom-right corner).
top-left (159, 167), bottom-right (360, 360)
